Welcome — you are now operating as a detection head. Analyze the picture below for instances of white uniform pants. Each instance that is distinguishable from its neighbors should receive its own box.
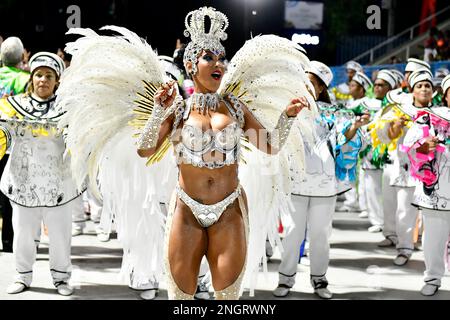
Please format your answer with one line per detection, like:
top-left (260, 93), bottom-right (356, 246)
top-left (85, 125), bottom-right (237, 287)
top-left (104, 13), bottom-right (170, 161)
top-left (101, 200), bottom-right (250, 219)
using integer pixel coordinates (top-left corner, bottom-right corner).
top-left (343, 188), bottom-right (360, 211)
top-left (358, 167), bottom-right (367, 212)
top-left (394, 187), bottom-right (417, 255)
top-left (361, 169), bottom-right (383, 227)
top-left (422, 209), bottom-right (450, 286)
top-left (86, 188), bottom-right (107, 235)
top-left (85, 188), bottom-right (103, 223)
top-left (75, 189), bottom-right (104, 233)
top-left (382, 164), bottom-right (397, 241)
top-left (11, 198), bottom-right (81, 286)
top-left (278, 195), bottom-right (336, 288)
top-left (73, 191), bottom-right (89, 231)
top-left (343, 167), bottom-right (365, 211)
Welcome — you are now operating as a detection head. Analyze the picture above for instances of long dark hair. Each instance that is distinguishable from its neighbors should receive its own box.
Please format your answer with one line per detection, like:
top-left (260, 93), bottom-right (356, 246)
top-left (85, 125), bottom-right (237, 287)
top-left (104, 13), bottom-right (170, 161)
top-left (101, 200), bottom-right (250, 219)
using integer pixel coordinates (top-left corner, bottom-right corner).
top-left (310, 73), bottom-right (331, 104)
top-left (444, 89), bottom-right (450, 107)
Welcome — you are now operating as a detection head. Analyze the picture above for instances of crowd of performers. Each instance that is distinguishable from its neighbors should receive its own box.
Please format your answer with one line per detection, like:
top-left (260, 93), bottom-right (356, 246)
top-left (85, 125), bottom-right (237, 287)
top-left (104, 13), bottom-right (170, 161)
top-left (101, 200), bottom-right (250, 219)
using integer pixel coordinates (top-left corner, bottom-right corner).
top-left (0, 6), bottom-right (449, 300)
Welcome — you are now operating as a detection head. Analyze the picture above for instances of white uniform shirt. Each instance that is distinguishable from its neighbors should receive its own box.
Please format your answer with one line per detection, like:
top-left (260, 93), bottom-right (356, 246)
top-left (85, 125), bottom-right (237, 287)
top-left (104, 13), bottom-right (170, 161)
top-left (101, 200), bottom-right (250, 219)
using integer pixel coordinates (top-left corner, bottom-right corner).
top-left (289, 107), bottom-right (362, 197)
top-left (403, 111), bottom-right (450, 211)
top-left (0, 94), bottom-right (82, 207)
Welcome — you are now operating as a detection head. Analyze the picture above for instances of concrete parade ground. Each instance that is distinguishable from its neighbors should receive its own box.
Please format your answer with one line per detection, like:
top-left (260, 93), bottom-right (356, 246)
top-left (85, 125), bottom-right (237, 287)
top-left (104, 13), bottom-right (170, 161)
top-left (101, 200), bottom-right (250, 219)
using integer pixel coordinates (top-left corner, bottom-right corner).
top-left (1, 206), bottom-right (450, 301)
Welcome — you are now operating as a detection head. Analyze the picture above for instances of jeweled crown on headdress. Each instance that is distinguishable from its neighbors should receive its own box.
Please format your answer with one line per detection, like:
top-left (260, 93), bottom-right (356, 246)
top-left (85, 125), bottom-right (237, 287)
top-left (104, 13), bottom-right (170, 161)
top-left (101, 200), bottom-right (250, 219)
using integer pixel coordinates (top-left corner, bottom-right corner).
top-left (183, 7), bottom-right (229, 75)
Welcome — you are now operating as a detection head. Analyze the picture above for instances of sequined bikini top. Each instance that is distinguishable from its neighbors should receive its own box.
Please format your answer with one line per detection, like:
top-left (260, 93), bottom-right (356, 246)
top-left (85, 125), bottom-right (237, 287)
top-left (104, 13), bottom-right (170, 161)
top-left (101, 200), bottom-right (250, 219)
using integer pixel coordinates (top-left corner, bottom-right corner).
top-left (173, 95), bottom-right (245, 169)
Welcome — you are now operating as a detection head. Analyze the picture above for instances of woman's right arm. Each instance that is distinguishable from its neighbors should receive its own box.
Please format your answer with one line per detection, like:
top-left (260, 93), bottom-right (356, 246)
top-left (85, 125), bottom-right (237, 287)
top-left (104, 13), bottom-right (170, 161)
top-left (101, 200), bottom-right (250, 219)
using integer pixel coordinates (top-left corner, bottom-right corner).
top-left (137, 115), bottom-right (174, 158)
top-left (343, 112), bottom-right (370, 141)
top-left (137, 81), bottom-right (179, 158)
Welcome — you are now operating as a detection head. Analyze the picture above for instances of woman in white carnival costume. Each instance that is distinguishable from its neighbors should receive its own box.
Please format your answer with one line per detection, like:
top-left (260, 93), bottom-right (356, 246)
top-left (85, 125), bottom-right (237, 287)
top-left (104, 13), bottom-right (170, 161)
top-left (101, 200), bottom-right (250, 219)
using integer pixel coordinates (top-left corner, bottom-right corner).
top-left (136, 7), bottom-right (314, 300)
top-left (0, 52), bottom-right (83, 296)
top-left (273, 61), bottom-right (368, 299)
top-left (402, 74), bottom-right (450, 296)
top-left (55, 7), bottom-right (317, 300)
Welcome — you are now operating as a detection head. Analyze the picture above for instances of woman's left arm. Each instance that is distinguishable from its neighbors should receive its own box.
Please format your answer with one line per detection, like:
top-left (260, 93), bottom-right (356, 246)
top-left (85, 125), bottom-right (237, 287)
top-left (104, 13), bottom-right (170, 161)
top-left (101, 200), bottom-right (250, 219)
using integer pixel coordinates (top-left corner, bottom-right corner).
top-left (240, 97), bottom-right (310, 154)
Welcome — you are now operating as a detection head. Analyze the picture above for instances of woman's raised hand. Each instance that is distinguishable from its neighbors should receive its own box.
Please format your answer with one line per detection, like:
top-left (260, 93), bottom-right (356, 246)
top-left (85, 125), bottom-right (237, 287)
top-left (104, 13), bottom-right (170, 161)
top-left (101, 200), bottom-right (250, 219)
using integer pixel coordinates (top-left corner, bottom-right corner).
top-left (286, 96), bottom-right (310, 117)
top-left (155, 80), bottom-right (178, 109)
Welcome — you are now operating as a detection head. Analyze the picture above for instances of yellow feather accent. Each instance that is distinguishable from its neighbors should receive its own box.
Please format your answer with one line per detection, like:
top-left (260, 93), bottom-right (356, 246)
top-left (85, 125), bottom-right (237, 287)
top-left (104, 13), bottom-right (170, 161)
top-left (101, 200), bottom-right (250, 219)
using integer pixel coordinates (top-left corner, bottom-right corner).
top-left (0, 98), bottom-right (22, 119)
top-left (130, 81), bottom-right (171, 165)
top-left (0, 129), bottom-right (7, 160)
top-left (369, 103), bottom-right (412, 152)
top-left (146, 138), bottom-right (171, 165)
top-left (29, 126), bottom-right (58, 137)
top-left (223, 81), bottom-right (251, 104)
top-left (129, 81), bottom-right (161, 130)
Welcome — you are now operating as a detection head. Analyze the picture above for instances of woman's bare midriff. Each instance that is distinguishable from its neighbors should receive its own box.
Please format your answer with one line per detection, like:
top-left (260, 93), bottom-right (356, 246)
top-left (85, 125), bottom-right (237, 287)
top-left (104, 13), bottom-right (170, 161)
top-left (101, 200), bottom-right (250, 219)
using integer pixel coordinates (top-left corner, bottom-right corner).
top-left (178, 163), bottom-right (239, 204)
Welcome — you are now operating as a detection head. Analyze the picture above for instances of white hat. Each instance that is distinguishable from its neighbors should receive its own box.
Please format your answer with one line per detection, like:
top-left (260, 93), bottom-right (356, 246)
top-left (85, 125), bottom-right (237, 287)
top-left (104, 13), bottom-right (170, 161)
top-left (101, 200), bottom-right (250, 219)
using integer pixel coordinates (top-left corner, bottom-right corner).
top-left (345, 60), bottom-right (363, 73)
top-left (408, 68), bottom-right (433, 89)
top-left (435, 67), bottom-right (449, 78)
top-left (432, 68), bottom-right (450, 88)
top-left (376, 69), bottom-right (397, 89)
top-left (29, 52), bottom-right (65, 78)
top-left (390, 69), bottom-right (405, 86)
top-left (0, 37), bottom-right (24, 67)
top-left (432, 77), bottom-right (442, 88)
top-left (351, 71), bottom-right (373, 92)
top-left (306, 61), bottom-right (333, 88)
top-left (442, 74), bottom-right (450, 97)
top-left (405, 58), bottom-right (430, 73)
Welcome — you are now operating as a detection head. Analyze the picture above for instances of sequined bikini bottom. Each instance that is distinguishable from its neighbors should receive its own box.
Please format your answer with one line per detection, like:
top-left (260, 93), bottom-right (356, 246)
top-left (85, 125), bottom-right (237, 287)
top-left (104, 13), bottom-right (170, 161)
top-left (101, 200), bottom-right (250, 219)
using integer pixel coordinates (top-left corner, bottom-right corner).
top-left (176, 183), bottom-right (242, 228)
top-left (164, 185), bottom-right (249, 300)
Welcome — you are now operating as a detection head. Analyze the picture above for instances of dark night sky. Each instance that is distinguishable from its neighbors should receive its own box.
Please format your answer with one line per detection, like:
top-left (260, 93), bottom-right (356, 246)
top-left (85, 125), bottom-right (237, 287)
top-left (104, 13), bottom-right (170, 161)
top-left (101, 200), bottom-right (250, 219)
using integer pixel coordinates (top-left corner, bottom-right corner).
top-left (0, 0), bottom-right (284, 59)
top-left (0, 0), bottom-right (446, 65)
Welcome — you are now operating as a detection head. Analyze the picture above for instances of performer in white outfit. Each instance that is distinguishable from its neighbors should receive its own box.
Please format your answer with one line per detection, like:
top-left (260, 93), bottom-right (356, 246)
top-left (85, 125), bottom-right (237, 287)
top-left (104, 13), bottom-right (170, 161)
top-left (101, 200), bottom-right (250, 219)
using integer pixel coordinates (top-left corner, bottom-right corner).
top-left (378, 59), bottom-right (431, 247)
top-left (339, 71), bottom-right (373, 215)
top-left (372, 69), bottom-right (434, 266)
top-left (273, 61), bottom-right (367, 299)
top-left (349, 72), bottom-right (386, 232)
top-left (361, 70), bottom-right (399, 234)
top-left (378, 70), bottom-right (406, 247)
top-left (330, 60), bottom-right (363, 105)
top-left (0, 52), bottom-right (83, 296)
top-left (353, 70), bottom-right (398, 233)
top-left (402, 74), bottom-right (450, 296)
top-left (136, 8), bottom-right (311, 299)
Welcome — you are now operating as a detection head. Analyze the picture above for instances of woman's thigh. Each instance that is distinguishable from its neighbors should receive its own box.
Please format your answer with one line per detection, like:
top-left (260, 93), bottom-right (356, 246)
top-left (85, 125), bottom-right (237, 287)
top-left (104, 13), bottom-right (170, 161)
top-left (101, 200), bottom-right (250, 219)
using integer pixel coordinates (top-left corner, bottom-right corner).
top-left (206, 194), bottom-right (247, 291)
top-left (168, 198), bottom-right (208, 294)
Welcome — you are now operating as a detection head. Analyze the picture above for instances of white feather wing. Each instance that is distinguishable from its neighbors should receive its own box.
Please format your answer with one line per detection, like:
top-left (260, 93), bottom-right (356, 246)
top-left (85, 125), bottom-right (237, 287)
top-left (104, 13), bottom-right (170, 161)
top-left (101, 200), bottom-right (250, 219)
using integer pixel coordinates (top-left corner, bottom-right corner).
top-left (56, 26), bottom-right (165, 197)
top-left (56, 26), bottom-right (173, 286)
top-left (220, 35), bottom-right (317, 296)
top-left (98, 126), bottom-right (177, 286)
